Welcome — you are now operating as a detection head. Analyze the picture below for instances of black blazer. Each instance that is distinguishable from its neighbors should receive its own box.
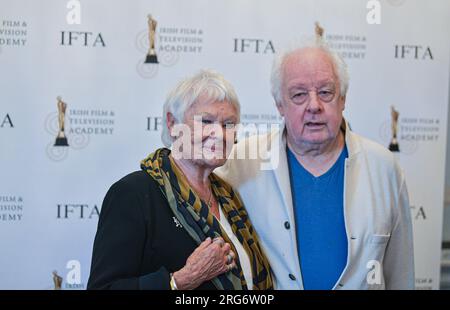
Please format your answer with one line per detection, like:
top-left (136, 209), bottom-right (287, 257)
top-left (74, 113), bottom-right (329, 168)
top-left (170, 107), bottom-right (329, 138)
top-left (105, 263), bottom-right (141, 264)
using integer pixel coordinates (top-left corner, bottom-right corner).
top-left (87, 170), bottom-right (217, 290)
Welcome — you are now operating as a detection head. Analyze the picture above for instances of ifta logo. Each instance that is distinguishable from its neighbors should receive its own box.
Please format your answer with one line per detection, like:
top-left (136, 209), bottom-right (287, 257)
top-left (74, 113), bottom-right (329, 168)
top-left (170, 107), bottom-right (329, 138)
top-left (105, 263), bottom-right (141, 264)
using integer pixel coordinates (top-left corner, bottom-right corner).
top-left (44, 96), bottom-right (115, 161)
top-left (135, 14), bottom-right (204, 79)
top-left (379, 106), bottom-right (441, 155)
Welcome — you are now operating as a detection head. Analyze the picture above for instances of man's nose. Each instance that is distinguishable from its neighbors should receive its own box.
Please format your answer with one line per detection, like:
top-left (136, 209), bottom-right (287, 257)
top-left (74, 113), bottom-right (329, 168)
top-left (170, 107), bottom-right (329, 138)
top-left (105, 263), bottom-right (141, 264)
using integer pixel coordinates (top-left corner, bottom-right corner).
top-left (306, 91), bottom-right (323, 113)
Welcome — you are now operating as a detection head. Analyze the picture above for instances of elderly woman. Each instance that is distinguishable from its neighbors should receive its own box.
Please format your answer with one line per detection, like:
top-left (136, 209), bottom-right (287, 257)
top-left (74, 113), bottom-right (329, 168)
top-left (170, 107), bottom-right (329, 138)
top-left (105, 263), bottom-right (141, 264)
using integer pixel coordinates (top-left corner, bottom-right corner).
top-left (87, 70), bottom-right (273, 290)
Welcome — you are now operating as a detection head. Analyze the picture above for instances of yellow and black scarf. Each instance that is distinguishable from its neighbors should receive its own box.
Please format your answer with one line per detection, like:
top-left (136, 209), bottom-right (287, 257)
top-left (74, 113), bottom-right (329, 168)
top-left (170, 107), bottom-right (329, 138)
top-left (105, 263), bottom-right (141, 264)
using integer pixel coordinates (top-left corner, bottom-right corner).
top-left (140, 148), bottom-right (273, 290)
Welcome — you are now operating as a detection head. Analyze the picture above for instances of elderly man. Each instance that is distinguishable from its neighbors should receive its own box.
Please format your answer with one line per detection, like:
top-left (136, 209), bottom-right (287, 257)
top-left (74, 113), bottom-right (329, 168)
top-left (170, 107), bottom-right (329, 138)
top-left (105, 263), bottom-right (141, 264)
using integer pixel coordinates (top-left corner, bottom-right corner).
top-left (216, 41), bottom-right (414, 290)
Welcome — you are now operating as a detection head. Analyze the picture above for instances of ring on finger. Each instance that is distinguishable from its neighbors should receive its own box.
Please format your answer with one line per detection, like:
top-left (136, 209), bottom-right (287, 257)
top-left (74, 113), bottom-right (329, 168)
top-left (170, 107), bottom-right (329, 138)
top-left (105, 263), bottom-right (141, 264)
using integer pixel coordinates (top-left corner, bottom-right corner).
top-left (226, 254), bottom-right (233, 264)
top-left (214, 238), bottom-right (224, 247)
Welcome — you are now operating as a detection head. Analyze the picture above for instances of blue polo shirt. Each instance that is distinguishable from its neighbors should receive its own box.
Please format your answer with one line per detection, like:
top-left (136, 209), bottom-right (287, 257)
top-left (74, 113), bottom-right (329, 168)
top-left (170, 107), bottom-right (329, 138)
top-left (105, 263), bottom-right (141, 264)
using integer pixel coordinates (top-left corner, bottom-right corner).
top-left (287, 145), bottom-right (348, 290)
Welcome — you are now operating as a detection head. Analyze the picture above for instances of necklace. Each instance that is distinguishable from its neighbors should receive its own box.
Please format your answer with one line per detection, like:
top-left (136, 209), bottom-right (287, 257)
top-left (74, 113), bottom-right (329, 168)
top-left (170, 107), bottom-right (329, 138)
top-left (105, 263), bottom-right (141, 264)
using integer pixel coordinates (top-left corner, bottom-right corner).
top-left (206, 189), bottom-right (220, 220)
top-left (206, 189), bottom-right (213, 207)
top-left (170, 156), bottom-right (215, 210)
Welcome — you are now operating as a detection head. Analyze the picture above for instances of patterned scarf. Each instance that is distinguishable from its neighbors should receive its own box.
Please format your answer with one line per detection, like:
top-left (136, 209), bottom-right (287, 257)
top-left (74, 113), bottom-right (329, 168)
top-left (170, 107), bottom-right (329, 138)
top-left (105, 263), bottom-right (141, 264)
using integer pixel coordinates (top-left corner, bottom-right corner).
top-left (140, 148), bottom-right (273, 290)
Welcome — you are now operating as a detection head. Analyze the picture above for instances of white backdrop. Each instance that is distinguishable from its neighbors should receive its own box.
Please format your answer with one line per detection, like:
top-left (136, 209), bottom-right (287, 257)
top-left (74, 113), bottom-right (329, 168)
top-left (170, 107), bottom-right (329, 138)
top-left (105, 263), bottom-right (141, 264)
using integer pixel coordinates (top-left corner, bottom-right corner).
top-left (0, 0), bottom-right (449, 289)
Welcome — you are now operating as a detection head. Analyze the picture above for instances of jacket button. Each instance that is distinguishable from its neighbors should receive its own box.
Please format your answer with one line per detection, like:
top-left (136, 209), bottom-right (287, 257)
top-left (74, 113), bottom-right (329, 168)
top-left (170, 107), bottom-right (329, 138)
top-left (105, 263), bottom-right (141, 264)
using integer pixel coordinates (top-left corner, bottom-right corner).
top-left (284, 221), bottom-right (290, 229)
top-left (289, 274), bottom-right (296, 281)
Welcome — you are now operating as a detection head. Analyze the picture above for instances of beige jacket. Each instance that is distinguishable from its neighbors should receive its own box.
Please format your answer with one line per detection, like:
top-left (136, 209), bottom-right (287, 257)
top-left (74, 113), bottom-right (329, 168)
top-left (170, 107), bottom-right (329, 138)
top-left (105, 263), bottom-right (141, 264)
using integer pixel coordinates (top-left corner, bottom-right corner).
top-left (216, 122), bottom-right (415, 290)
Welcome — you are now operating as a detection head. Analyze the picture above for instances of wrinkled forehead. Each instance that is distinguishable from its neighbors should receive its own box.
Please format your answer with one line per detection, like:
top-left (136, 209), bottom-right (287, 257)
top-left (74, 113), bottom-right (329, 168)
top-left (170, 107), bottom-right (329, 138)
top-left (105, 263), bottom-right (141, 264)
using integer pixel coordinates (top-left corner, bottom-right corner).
top-left (282, 48), bottom-right (338, 86)
top-left (187, 96), bottom-right (238, 119)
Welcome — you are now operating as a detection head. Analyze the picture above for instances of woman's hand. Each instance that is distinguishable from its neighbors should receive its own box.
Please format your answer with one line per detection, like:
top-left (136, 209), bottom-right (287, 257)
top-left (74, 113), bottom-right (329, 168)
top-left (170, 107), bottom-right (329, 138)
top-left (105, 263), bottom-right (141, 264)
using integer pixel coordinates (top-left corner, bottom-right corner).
top-left (172, 237), bottom-right (236, 290)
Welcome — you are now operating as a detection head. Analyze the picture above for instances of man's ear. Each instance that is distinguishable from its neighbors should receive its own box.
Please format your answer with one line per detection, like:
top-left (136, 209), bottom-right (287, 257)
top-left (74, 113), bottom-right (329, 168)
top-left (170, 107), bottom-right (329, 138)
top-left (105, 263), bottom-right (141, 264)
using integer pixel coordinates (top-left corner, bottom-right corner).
top-left (340, 96), bottom-right (346, 111)
top-left (276, 101), bottom-right (285, 117)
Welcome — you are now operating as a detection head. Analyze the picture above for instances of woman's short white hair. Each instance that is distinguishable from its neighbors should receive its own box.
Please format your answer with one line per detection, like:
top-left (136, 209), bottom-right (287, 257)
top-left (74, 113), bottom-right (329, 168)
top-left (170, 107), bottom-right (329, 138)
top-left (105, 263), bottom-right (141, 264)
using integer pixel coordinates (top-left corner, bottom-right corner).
top-left (161, 69), bottom-right (240, 147)
top-left (270, 37), bottom-right (349, 105)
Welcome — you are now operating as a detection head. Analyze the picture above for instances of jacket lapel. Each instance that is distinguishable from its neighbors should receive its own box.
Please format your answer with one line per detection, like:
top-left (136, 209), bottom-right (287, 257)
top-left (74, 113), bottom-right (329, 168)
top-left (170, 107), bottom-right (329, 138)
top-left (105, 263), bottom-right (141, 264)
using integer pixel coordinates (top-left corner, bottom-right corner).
top-left (266, 126), bottom-right (304, 288)
top-left (333, 120), bottom-right (363, 288)
top-left (271, 128), bottom-right (296, 224)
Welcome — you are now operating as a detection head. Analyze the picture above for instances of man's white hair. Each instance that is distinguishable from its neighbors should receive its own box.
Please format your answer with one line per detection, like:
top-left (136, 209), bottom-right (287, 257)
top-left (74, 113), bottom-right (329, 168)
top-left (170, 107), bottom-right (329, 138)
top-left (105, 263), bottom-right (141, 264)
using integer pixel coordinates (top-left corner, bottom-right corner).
top-left (161, 69), bottom-right (240, 147)
top-left (270, 37), bottom-right (349, 105)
